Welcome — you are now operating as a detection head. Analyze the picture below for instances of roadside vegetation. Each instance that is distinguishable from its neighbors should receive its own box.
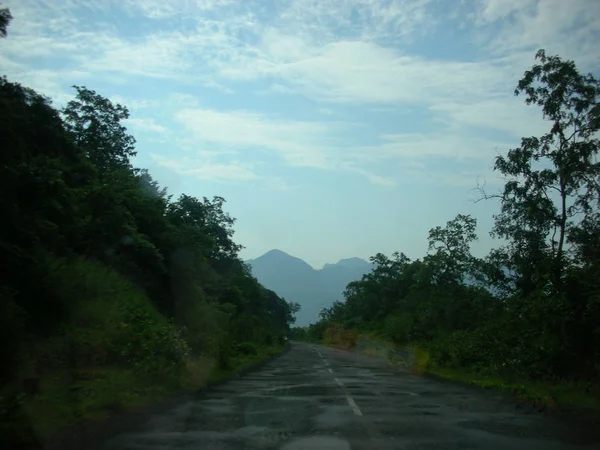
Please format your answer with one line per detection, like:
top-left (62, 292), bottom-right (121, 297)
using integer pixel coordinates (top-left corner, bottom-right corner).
top-left (294, 49), bottom-right (600, 417)
top-left (0, 9), bottom-right (298, 448)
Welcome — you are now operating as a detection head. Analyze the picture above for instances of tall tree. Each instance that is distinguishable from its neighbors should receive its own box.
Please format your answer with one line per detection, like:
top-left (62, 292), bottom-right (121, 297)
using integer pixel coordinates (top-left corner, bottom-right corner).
top-left (63, 86), bottom-right (137, 177)
top-left (484, 50), bottom-right (600, 293)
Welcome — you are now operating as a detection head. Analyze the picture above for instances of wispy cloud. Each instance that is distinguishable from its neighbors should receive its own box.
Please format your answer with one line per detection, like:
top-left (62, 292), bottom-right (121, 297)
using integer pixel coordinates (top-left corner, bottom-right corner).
top-left (343, 165), bottom-right (397, 187)
top-left (358, 133), bottom-right (512, 161)
top-left (2, 0), bottom-right (598, 191)
top-left (149, 152), bottom-right (293, 191)
top-left (126, 118), bottom-right (168, 134)
top-left (173, 107), bottom-right (342, 169)
top-left (119, 0), bottom-right (236, 19)
top-left (150, 154), bottom-right (261, 184)
top-left (472, 0), bottom-right (600, 66)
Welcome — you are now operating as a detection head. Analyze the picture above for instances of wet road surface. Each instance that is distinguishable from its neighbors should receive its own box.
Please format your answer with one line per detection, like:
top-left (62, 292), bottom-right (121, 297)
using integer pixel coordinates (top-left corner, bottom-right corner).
top-left (103, 342), bottom-right (598, 450)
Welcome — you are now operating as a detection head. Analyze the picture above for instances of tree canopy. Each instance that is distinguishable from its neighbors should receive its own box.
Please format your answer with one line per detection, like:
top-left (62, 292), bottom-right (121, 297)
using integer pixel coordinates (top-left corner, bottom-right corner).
top-left (0, 73), bottom-right (299, 396)
top-left (303, 50), bottom-right (600, 385)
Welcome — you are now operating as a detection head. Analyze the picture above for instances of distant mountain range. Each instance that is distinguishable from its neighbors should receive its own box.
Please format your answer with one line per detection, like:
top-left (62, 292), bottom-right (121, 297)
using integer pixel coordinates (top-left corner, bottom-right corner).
top-left (245, 249), bottom-right (373, 326)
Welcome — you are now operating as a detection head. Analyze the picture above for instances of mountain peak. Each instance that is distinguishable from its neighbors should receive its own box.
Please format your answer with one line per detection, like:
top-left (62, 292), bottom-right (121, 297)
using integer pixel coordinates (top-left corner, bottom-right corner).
top-left (263, 249), bottom-right (292, 258)
top-left (247, 249), bottom-right (315, 271)
top-left (322, 257), bottom-right (371, 270)
top-left (246, 249), bottom-right (373, 326)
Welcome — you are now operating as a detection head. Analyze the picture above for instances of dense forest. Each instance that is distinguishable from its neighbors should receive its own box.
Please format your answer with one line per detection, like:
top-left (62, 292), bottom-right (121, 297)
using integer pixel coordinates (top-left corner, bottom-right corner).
top-left (297, 50), bottom-right (600, 402)
top-left (0, 9), bottom-right (298, 446)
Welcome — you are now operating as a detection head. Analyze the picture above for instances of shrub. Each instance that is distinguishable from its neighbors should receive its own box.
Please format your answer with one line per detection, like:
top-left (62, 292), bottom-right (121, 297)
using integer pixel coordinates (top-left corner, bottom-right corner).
top-left (39, 257), bottom-right (189, 376)
top-left (233, 342), bottom-right (258, 356)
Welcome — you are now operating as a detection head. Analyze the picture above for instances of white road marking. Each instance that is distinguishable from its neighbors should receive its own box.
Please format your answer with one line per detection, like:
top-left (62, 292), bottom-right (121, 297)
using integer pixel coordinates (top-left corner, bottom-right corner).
top-left (333, 377), bottom-right (363, 416)
top-left (346, 395), bottom-right (363, 416)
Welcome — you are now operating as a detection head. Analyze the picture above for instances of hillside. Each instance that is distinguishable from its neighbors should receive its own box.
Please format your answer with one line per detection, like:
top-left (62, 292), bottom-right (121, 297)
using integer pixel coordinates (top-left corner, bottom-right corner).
top-left (246, 250), bottom-right (373, 325)
top-left (0, 76), bottom-right (297, 447)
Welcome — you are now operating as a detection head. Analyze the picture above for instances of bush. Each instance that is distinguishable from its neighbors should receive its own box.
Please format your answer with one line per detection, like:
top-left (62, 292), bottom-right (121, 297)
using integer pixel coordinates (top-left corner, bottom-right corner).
top-left (383, 313), bottom-right (413, 344)
top-left (37, 257), bottom-right (189, 376)
top-left (324, 324), bottom-right (357, 349)
top-left (233, 342), bottom-right (258, 356)
top-left (0, 285), bottom-right (28, 383)
top-left (217, 341), bottom-right (232, 370)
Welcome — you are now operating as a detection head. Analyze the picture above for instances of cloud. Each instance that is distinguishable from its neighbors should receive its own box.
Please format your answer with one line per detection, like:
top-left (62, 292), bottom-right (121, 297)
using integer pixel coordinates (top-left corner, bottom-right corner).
top-left (167, 93), bottom-right (201, 109)
top-left (150, 153), bottom-right (293, 190)
top-left (119, 0), bottom-right (235, 19)
top-left (83, 33), bottom-right (197, 80)
top-left (150, 154), bottom-right (261, 184)
top-left (126, 118), bottom-right (168, 134)
top-left (173, 107), bottom-right (342, 169)
top-left (274, 0), bottom-right (436, 44)
top-left (358, 133), bottom-right (513, 161)
top-left (473, 0), bottom-right (600, 66)
top-left (3, 0), bottom-right (598, 193)
top-left (429, 98), bottom-right (548, 139)
top-left (474, 0), bottom-right (537, 24)
top-left (259, 84), bottom-right (295, 95)
top-left (344, 166), bottom-right (397, 187)
top-left (110, 96), bottom-right (160, 111)
top-left (262, 177), bottom-right (294, 191)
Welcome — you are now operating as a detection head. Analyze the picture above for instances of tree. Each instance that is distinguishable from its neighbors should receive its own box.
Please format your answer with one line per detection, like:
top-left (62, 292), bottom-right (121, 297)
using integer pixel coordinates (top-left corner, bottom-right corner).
top-left (305, 50), bottom-right (600, 384)
top-left (63, 86), bottom-right (137, 177)
top-left (166, 194), bottom-right (243, 268)
top-left (0, 78), bottom-right (94, 329)
top-left (287, 301), bottom-right (301, 324)
top-left (0, 6), bottom-right (12, 38)
top-left (487, 50), bottom-right (600, 293)
top-left (1, 72), bottom-right (316, 448)
top-left (426, 214), bottom-right (477, 285)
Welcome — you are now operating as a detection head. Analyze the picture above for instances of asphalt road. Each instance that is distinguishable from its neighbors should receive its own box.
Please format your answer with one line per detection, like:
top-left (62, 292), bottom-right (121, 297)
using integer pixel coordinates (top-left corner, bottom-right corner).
top-left (103, 342), bottom-right (598, 450)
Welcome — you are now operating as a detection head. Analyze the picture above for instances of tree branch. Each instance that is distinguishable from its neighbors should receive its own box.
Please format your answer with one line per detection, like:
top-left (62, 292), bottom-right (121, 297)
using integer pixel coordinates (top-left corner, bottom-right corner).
top-left (471, 178), bottom-right (502, 203)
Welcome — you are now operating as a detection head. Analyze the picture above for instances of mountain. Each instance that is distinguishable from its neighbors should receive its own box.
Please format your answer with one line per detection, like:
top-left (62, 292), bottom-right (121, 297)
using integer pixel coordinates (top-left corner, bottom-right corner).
top-left (246, 250), bottom-right (373, 326)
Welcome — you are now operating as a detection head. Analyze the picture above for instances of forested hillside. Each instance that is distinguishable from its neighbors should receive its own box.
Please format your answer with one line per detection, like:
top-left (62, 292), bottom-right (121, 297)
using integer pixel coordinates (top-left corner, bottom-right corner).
top-left (0, 9), bottom-right (297, 446)
top-left (299, 50), bottom-right (600, 409)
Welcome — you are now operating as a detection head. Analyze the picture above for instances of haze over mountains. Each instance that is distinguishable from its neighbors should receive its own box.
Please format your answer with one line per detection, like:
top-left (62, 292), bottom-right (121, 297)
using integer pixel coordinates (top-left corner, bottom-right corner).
top-left (246, 250), bottom-right (373, 326)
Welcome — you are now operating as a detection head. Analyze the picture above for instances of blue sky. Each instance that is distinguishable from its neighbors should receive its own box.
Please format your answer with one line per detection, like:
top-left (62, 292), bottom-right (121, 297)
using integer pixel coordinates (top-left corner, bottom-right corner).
top-left (2, 0), bottom-right (600, 268)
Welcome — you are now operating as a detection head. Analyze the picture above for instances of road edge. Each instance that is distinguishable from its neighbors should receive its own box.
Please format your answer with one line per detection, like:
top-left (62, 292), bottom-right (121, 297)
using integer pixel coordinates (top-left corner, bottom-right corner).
top-left (44, 343), bottom-right (291, 450)
top-left (322, 340), bottom-right (600, 435)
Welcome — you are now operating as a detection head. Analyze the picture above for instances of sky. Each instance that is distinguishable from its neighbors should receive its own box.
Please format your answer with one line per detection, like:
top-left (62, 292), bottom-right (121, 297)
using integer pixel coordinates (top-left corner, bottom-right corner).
top-left (2, 0), bottom-right (600, 269)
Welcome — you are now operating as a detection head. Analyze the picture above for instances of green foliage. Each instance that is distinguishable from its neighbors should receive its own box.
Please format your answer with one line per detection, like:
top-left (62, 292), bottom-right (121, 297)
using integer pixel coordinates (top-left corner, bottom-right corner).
top-left (308, 50), bottom-right (600, 400)
top-left (233, 342), bottom-right (259, 356)
top-left (0, 5), bottom-right (12, 38)
top-left (383, 313), bottom-right (413, 344)
top-left (62, 86), bottom-right (137, 177)
top-left (21, 257), bottom-right (189, 376)
top-left (488, 49), bottom-right (600, 295)
top-left (0, 67), bottom-right (299, 445)
top-left (0, 286), bottom-right (27, 381)
top-left (0, 76), bottom-right (298, 368)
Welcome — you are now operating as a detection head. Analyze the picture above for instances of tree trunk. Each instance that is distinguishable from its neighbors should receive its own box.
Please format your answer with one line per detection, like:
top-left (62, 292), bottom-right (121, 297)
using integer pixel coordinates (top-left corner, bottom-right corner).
top-left (555, 174), bottom-right (567, 290)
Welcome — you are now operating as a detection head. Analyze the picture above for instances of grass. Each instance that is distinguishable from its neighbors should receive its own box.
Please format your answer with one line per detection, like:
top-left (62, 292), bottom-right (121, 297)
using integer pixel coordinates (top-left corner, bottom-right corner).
top-left (2, 367), bottom-right (178, 443)
top-left (428, 364), bottom-right (600, 414)
top-left (327, 334), bottom-right (600, 418)
top-left (207, 345), bottom-right (285, 384)
top-left (1, 345), bottom-right (286, 447)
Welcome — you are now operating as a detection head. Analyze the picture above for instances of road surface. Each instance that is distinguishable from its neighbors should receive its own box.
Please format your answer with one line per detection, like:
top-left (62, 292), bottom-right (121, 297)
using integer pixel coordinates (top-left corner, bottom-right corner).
top-left (103, 342), bottom-right (597, 450)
